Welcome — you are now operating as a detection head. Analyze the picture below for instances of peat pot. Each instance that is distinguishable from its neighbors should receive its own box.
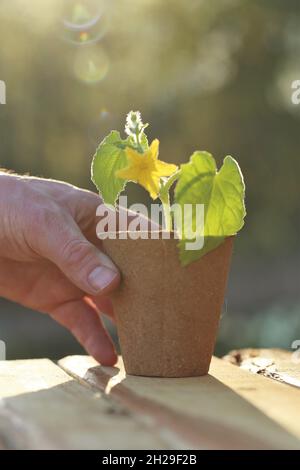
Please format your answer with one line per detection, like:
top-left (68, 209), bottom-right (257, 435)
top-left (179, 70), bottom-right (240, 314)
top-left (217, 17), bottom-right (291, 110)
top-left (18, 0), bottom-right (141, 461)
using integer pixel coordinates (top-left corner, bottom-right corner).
top-left (102, 233), bottom-right (233, 378)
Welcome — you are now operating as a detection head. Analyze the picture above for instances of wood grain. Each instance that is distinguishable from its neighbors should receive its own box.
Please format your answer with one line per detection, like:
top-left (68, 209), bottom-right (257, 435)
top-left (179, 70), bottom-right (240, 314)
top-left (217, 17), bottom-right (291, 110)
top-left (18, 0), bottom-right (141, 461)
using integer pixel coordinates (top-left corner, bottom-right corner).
top-left (0, 359), bottom-right (168, 450)
top-left (223, 348), bottom-right (300, 387)
top-left (59, 355), bottom-right (300, 450)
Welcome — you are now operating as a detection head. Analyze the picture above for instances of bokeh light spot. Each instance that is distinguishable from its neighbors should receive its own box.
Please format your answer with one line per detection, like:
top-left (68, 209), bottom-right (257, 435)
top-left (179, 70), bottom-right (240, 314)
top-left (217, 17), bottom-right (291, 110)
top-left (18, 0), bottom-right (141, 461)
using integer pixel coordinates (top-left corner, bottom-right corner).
top-left (100, 107), bottom-right (110, 119)
top-left (88, 107), bottom-right (117, 145)
top-left (79, 31), bottom-right (89, 42)
top-left (62, 0), bottom-right (103, 29)
top-left (61, 0), bottom-right (109, 45)
top-left (74, 46), bottom-right (109, 84)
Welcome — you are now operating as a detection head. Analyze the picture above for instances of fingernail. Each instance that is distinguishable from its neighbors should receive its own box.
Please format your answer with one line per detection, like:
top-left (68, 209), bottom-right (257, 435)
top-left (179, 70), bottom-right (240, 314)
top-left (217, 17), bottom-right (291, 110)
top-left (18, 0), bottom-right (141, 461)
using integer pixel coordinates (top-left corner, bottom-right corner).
top-left (88, 266), bottom-right (118, 293)
top-left (99, 252), bottom-right (119, 272)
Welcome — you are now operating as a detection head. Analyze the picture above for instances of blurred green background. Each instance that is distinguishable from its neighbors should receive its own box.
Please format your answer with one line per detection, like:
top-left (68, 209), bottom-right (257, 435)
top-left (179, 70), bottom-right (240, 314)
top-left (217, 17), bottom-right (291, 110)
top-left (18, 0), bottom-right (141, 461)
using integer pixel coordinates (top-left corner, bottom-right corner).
top-left (0, 0), bottom-right (299, 360)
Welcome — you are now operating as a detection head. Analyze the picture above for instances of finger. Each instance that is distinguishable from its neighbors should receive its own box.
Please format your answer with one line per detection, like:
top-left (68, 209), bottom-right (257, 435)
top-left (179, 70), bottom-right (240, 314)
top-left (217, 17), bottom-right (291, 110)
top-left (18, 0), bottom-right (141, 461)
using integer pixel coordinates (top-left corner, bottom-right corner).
top-left (34, 209), bottom-right (120, 296)
top-left (90, 295), bottom-right (115, 320)
top-left (49, 298), bottom-right (117, 366)
top-left (69, 188), bottom-right (103, 242)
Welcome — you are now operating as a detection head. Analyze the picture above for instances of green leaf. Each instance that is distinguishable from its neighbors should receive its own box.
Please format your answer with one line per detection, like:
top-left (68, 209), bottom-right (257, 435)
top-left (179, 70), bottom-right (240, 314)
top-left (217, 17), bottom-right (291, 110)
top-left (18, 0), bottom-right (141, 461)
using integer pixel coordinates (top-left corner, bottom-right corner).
top-left (174, 151), bottom-right (245, 265)
top-left (91, 131), bottom-right (131, 206)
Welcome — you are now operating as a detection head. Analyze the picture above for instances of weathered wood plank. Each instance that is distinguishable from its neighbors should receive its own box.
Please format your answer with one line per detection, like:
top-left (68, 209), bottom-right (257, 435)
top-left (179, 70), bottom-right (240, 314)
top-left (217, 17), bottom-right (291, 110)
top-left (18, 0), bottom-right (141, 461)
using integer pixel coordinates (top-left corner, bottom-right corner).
top-left (0, 359), bottom-right (168, 450)
top-left (223, 348), bottom-right (300, 387)
top-left (59, 355), bottom-right (300, 450)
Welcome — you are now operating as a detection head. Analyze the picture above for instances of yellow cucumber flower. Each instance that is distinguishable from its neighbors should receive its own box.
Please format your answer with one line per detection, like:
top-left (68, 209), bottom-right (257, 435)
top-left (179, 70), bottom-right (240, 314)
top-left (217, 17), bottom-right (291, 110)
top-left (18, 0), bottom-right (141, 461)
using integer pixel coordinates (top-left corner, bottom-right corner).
top-left (115, 139), bottom-right (178, 199)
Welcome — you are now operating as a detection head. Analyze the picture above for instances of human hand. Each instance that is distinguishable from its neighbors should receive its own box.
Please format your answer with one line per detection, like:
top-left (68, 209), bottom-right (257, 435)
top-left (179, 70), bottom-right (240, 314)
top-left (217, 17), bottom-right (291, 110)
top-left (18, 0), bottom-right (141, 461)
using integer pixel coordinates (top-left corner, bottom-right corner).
top-left (0, 172), bottom-right (121, 365)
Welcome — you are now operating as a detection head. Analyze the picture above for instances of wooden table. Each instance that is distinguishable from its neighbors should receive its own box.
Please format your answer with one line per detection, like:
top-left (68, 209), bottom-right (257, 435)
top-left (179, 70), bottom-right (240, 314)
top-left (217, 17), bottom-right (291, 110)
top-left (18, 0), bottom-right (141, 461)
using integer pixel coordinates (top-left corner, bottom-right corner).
top-left (0, 349), bottom-right (300, 450)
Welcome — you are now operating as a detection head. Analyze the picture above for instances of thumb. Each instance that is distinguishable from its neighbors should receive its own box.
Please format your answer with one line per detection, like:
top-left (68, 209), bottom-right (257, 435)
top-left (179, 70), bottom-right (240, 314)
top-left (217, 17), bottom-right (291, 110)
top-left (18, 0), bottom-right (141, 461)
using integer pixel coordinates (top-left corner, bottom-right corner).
top-left (38, 212), bottom-right (120, 295)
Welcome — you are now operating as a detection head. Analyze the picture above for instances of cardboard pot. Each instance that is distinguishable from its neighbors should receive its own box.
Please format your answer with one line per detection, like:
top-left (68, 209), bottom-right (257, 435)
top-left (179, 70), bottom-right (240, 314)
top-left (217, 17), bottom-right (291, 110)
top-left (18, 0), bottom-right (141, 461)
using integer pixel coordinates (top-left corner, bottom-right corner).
top-left (102, 234), bottom-right (233, 378)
